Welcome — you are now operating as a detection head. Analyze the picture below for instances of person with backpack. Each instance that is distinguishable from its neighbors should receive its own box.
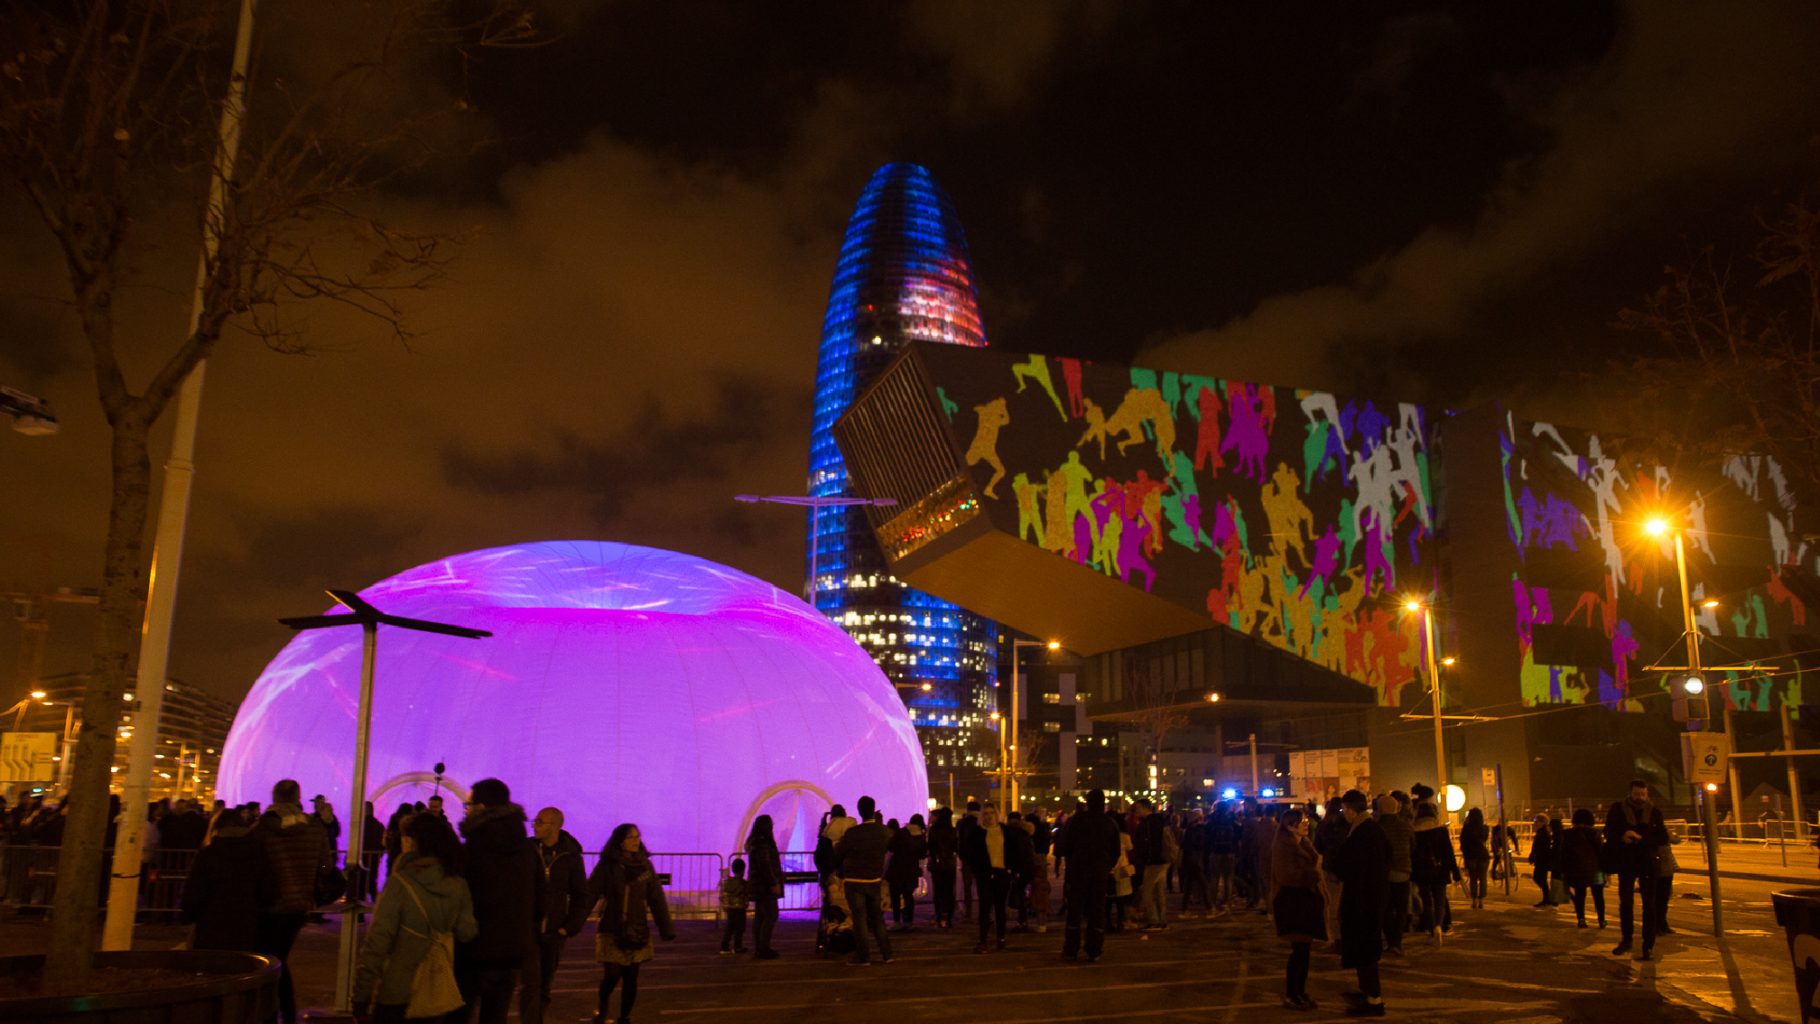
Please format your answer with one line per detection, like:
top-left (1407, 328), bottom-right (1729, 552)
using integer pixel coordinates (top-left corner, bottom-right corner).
top-left (886, 812), bottom-right (928, 930)
top-left (355, 813), bottom-right (478, 1024)
top-left (1560, 808), bottom-right (1606, 928)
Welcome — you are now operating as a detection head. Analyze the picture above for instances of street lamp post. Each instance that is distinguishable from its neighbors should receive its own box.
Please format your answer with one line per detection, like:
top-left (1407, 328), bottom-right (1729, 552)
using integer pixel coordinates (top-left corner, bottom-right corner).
top-left (735, 494), bottom-right (898, 608)
top-left (1645, 516), bottom-right (1725, 940)
top-left (1006, 639), bottom-right (1060, 809)
top-left (278, 589), bottom-right (490, 1014)
top-left (1406, 599), bottom-right (1449, 801)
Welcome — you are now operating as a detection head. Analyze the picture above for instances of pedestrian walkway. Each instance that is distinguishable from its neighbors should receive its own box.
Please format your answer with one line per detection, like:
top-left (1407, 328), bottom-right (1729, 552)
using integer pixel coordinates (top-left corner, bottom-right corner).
top-left (1682, 838), bottom-right (1820, 883)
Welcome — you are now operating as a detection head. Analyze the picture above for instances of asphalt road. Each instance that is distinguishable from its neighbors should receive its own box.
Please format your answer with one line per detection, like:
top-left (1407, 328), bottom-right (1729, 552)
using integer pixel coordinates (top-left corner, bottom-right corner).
top-left (1, 875), bottom-right (1804, 1022)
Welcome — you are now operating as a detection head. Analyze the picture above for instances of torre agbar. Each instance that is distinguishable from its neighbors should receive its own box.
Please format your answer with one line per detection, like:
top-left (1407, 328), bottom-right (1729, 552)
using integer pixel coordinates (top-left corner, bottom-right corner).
top-left (809, 163), bottom-right (998, 773)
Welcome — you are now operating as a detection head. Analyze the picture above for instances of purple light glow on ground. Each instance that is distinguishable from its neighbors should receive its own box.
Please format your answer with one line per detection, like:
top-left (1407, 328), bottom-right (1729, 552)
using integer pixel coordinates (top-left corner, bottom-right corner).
top-left (218, 541), bottom-right (929, 855)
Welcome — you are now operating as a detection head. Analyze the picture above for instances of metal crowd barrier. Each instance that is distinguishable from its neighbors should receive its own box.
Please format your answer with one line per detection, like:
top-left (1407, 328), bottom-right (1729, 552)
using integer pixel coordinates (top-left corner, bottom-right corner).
top-left (0, 845), bottom-right (198, 916)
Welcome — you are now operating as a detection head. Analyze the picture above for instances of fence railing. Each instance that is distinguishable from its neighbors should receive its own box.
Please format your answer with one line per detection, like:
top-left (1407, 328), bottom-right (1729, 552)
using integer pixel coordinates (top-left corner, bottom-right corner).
top-left (0, 844), bottom-right (803, 922)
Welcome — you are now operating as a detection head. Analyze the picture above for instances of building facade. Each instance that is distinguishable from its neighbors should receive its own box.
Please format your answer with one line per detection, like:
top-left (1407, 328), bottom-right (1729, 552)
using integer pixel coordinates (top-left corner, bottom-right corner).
top-left (809, 163), bottom-right (998, 773)
top-left (7, 673), bottom-right (235, 802)
top-left (834, 342), bottom-right (1820, 816)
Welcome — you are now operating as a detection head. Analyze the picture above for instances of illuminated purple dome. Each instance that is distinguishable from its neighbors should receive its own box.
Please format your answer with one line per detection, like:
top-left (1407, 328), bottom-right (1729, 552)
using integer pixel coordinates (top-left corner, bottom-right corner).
top-left (218, 541), bottom-right (929, 855)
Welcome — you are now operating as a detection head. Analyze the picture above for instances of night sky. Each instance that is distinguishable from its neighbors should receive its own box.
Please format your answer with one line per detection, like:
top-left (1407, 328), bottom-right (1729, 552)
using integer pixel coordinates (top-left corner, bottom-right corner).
top-left (3, 2), bottom-right (1818, 704)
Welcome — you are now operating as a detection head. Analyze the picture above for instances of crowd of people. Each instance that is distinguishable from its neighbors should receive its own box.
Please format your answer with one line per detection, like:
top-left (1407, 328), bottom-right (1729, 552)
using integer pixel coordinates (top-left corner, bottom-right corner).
top-left (0, 774), bottom-right (1685, 1022)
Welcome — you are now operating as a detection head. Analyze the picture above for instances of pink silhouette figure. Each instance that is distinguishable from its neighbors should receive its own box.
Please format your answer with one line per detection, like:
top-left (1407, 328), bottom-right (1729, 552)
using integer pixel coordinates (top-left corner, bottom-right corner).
top-left (1298, 525), bottom-right (1341, 598)
top-left (1118, 514), bottom-right (1156, 592)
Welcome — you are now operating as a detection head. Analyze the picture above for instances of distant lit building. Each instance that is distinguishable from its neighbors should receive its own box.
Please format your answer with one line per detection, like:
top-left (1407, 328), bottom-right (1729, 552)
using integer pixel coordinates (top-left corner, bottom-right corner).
top-left (809, 163), bottom-right (998, 773)
top-left (9, 673), bottom-right (235, 802)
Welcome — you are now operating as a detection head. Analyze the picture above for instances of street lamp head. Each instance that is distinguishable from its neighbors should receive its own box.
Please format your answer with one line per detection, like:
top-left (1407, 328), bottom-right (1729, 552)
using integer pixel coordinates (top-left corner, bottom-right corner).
top-left (920, 682), bottom-right (932, 692)
top-left (1205, 692), bottom-right (1222, 703)
top-left (1644, 517), bottom-right (1670, 537)
top-left (1403, 599), bottom-right (1423, 612)
top-left (1441, 656), bottom-right (1457, 667)
top-left (1701, 599), bottom-right (1720, 609)
top-left (1046, 639), bottom-right (1061, 650)
top-left (1704, 782), bottom-right (1719, 793)
top-left (1682, 674), bottom-right (1705, 695)
top-left (29, 690), bottom-right (46, 700)
top-left (989, 711), bottom-right (1000, 721)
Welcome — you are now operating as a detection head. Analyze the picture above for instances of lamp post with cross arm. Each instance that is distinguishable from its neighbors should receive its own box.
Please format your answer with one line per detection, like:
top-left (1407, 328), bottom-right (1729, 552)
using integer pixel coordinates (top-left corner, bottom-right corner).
top-left (279, 588), bottom-right (490, 1014)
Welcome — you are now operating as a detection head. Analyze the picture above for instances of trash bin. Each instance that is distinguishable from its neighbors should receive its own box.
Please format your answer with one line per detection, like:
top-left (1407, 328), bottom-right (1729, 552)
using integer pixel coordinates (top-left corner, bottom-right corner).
top-left (1772, 889), bottom-right (1820, 1023)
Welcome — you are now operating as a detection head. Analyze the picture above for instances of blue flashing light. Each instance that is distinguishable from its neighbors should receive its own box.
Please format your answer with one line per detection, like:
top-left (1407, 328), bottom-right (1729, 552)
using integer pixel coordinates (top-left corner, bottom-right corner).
top-left (1220, 787), bottom-right (1239, 801)
top-left (1260, 787), bottom-right (1277, 799)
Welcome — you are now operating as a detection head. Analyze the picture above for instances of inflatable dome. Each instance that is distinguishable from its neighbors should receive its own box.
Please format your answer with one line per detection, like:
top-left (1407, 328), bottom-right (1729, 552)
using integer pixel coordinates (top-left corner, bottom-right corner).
top-left (218, 541), bottom-right (929, 855)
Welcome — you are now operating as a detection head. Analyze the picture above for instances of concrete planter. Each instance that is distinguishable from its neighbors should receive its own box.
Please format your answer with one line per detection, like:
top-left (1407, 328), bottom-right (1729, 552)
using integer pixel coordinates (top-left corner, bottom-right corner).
top-left (0, 949), bottom-right (279, 1023)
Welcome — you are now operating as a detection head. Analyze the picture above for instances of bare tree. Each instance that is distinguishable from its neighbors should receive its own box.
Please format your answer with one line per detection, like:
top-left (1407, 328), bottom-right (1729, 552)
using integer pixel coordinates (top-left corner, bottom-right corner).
top-left (0, 0), bottom-right (534, 988)
top-left (1616, 187), bottom-right (1820, 511)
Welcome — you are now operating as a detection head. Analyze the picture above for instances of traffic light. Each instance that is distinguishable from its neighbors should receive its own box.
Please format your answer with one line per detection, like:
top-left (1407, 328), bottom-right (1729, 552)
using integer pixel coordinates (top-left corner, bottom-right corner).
top-left (1671, 673), bottom-right (1710, 723)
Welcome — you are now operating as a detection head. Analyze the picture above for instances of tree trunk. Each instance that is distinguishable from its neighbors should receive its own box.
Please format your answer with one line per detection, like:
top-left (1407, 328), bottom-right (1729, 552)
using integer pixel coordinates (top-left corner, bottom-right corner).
top-left (43, 409), bottom-right (153, 989)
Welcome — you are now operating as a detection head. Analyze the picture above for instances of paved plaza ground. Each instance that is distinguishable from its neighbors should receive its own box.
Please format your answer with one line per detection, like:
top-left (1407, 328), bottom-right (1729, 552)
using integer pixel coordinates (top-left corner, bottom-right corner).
top-left (3, 870), bottom-right (1812, 1022)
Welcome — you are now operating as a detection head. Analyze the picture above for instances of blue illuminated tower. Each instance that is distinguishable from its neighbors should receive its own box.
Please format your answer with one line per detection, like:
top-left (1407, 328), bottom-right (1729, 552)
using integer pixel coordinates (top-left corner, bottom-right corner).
top-left (810, 163), bottom-right (997, 773)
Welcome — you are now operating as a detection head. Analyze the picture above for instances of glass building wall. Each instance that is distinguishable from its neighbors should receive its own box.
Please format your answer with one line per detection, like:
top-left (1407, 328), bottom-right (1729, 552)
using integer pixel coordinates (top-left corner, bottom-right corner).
top-left (810, 163), bottom-right (997, 772)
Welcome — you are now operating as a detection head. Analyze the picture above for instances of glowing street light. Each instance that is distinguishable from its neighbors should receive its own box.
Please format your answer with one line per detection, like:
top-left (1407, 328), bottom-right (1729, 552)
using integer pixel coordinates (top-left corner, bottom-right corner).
top-left (1404, 597), bottom-right (1449, 806)
top-left (1006, 638), bottom-right (1062, 807)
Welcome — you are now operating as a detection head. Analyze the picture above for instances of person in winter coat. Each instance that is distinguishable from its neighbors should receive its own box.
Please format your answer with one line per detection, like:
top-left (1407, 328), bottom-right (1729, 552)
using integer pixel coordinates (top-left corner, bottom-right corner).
top-left (1560, 808), bottom-right (1606, 928)
top-left (834, 795), bottom-right (893, 964)
top-left (926, 808), bottom-right (960, 929)
top-left (457, 778), bottom-right (544, 1024)
top-left (1270, 809), bottom-right (1326, 1011)
top-left (1178, 809), bottom-right (1212, 916)
top-left (1459, 808), bottom-right (1491, 909)
top-left (1604, 780), bottom-right (1668, 961)
top-left (959, 802), bottom-right (1035, 953)
top-left (1205, 803), bottom-right (1239, 911)
top-left (181, 807), bottom-right (272, 952)
top-left (1323, 789), bottom-right (1389, 1017)
top-left (354, 813), bottom-right (478, 1024)
top-left (1376, 793), bottom-right (1414, 956)
top-left (1313, 799), bottom-right (1350, 946)
top-left (1059, 790), bottom-right (1119, 961)
top-left (252, 779), bottom-right (333, 1024)
top-left (522, 807), bottom-right (591, 1024)
top-left (1131, 799), bottom-right (1171, 930)
top-left (886, 813), bottom-right (928, 929)
top-left (1109, 823), bottom-right (1135, 932)
top-left (588, 823), bottom-right (675, 1024)
top-left (743, 814), bottom-right (784, 959)
top-left (1411, 802), bottom-right (1461, 943)
top-left (1527, 813), bottom-right (1557, 906)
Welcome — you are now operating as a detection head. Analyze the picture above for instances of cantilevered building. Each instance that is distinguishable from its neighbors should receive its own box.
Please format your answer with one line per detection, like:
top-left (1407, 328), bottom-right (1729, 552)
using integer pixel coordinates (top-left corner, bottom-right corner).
top-left (809, 163), bottom-right (997, 772)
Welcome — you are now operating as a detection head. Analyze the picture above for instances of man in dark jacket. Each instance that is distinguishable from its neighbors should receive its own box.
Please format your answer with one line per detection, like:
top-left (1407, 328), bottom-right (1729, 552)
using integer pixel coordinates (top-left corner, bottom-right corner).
top-left (1131, 799), bottom-right (1170, 930)
top-left (458, 778), bottom-right (544, 1024)
top-left (957, 799), bottom-right (982, 922)
top-left (1604, 779), bottom-right (1668, 960)
top-left (251, 779), bottom-right (332, 1024)
top-left (835, 795), bottom-right (893, 964)
top-left (521, 806), bottom-right (590, 1024)
top-left (1325, 789), bottom-right (1389, 1017)
top-left (1058, 790), bottom-right (1120, 962)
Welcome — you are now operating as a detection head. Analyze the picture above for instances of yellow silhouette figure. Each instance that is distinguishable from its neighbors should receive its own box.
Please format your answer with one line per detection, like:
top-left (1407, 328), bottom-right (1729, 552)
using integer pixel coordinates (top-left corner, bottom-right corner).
top-left (1102, 387), bottom-right (1176, 459)
top-left (1012, 353), bottom-right (1067, 420)
top-left (967, 397), bottom-right (1011, 497)
top-left (1260, 463), bottom-right (1313, 565)
top-left (1013, 472), bottom-right (1045, 547)
top-left (1043, 471), bottom-right (1073, 557)
top-left (1078, 398), bottom-right (1110, 460)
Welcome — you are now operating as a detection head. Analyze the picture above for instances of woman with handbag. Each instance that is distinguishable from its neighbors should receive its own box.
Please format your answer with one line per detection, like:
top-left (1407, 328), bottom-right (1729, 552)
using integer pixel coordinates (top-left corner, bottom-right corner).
top-left (588, 823), bottom-right (676, 1024)
top-left (353, 813), bottom-right (476, 1023)
top-left (1270, 809), bottom-right (1326, 1011)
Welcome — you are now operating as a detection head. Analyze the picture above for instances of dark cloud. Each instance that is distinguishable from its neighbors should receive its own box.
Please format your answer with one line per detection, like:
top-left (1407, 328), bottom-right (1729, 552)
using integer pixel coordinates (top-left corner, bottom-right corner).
top-left (4, 2), bottom-right (1818, 709)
